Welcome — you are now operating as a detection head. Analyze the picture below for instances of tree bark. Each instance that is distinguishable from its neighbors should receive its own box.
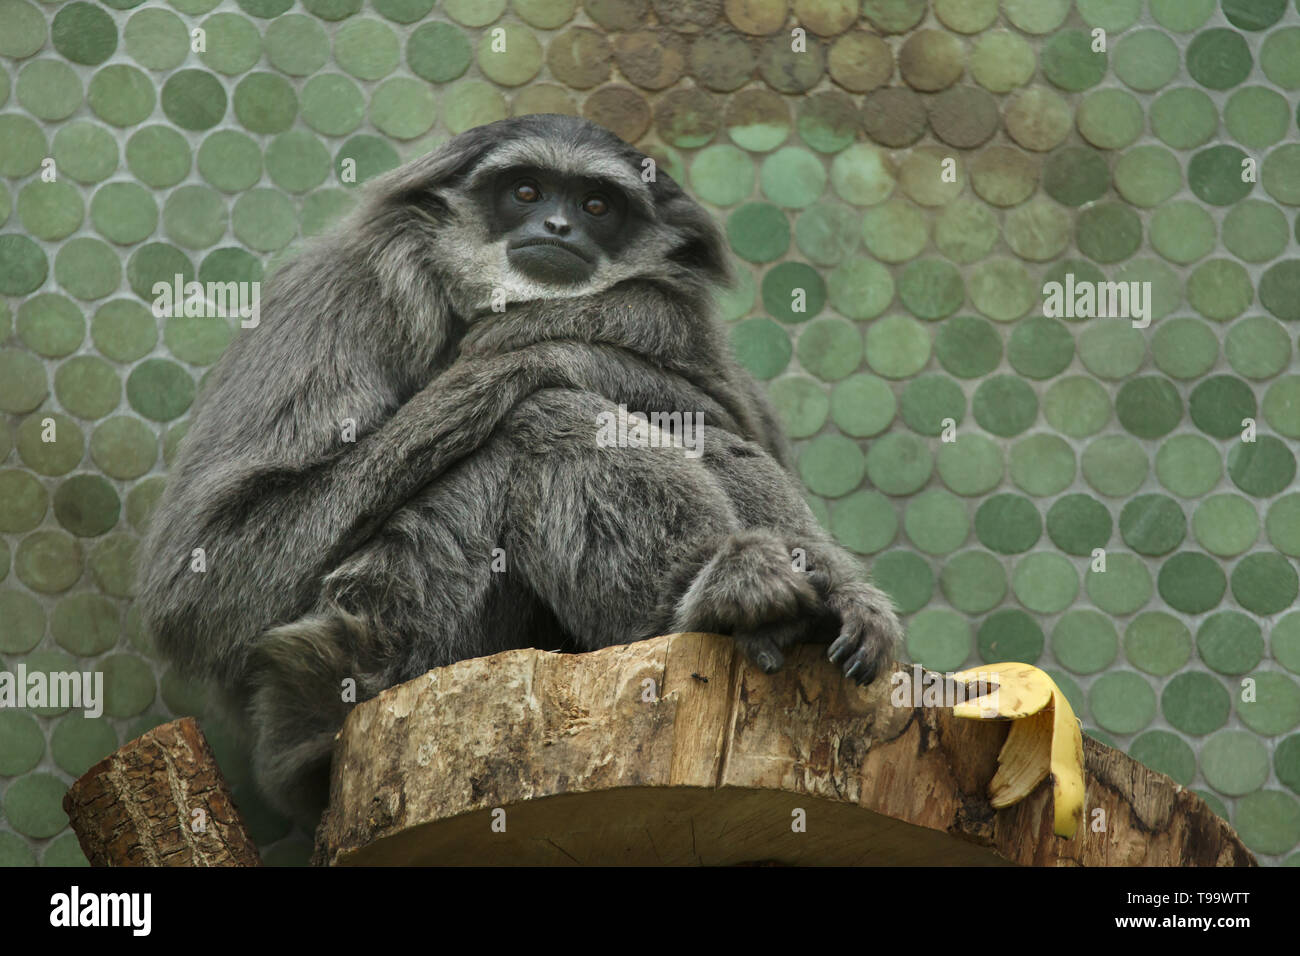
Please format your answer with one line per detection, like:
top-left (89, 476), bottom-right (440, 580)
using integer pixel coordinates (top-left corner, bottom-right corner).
top-left (63, 717), bottom-right (262, 867)
top-left (314, 632), bottom-right (1256, 866)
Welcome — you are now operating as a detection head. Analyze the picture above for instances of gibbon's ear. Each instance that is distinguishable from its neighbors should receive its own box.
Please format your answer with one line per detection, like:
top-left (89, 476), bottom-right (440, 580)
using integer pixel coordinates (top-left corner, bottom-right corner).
top-left (367, 121), bottom-right (511, 220)
top-left (654, 186), bottom-right (735, 292)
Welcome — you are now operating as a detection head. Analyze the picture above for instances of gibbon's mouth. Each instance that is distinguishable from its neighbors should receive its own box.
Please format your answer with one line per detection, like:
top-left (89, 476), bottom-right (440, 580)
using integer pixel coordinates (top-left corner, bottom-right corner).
top-left (508, 237), bottom-right (594, 263)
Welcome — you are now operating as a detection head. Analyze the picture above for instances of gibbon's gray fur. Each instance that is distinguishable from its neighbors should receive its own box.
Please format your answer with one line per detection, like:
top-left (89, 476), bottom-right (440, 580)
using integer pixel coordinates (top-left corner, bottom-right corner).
top-left (138, 114), bottom-right (903, 823)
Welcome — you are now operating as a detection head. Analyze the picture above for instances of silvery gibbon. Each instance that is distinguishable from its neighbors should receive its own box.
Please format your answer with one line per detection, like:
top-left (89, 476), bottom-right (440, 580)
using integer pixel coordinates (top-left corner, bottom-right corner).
top-left (138, 115), bottom-right (902, 822)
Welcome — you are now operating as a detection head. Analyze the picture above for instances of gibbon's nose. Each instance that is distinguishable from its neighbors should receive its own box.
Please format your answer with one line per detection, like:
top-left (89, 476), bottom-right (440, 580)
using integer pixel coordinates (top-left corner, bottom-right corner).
top-left (544, 214), bottom-right (571, 235)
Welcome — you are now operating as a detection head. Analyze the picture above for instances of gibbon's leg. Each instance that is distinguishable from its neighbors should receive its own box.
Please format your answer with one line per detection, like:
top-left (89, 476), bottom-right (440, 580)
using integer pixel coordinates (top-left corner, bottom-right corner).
top-left (502, 388), bottom-right (899, 679)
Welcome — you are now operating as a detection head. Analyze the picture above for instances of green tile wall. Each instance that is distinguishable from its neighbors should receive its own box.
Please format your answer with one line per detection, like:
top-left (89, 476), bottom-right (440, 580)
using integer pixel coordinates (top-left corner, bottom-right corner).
top-left (1, 0), bottom-right (1299, 866)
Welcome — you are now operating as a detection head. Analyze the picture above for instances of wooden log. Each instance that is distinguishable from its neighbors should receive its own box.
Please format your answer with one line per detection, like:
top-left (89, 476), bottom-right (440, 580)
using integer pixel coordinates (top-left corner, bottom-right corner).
top-left (63, 717), bottom-right (262, 867)
top-left (314, 633), bottom-right (1255, 866)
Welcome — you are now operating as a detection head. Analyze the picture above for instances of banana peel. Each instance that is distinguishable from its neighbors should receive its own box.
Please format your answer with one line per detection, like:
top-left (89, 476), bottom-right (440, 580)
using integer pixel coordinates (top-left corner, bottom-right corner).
top-left (950, 662), bottom-right (1085, 839)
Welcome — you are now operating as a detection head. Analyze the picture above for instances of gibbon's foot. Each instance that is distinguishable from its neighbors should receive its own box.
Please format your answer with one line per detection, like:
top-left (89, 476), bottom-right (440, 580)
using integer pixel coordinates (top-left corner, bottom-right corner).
top-left (818, 577), bottom-right (902, 687)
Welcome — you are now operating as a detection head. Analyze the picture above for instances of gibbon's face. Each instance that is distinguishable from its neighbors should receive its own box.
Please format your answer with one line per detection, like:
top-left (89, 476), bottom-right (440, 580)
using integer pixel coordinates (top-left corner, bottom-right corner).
top-left (488, 165), bottom-right (632, 286)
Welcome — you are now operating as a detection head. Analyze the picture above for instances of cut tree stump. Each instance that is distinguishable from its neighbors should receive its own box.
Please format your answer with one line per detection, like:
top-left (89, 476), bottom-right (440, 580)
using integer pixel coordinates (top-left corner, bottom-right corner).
top-left (314, 633), bottom-right (1255, 866)
top-left (64, 717), bottom-right (262, 867)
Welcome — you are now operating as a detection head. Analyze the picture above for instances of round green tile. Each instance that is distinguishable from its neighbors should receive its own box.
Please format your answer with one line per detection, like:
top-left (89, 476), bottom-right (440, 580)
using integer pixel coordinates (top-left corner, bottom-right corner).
top-left (968, 259), bottom-right (1035, 322)
top-left (1225, 86), bottom-right (1290, 149)
top-left (1044, 376), bottom-right (1111, 437)
top-left (1004, 88), bottom-right (1071, 152)
top-left (1127, 611), bottom-right (1192, 676)
top-left (1189, 375), bottom-right (1256, 438)
top-left (1279, 733), bottom-right (1300, 791)
top-left (730, 317), bottom-right (790, 379)
top-left (1054, 609), bottom-right (1119, 674)
top-left (1042, 147), bottom-right (1108, 207)
top-left (266, 130), bottom-right (330, 193)
top-left (164, 316), bottom-right (235, 366)
top-left (690, 145), bottom-right (755, 207)
top-left (905, 609), bottom-right (971, 672)
top-left (928, 85), bottom-right (999, 150)
top-left (92, 300), bottom-right (157, 362)
top-left (52, 592), bottom-right (120, 656)
top-left (829, 373), bottom-right (895, 437)
top-left (1158, 552), bottom-right (1227, 614)
top-left (0, 589), bottom-right (45, 654)
top-left (977, 608), bottom-right (1044, 665)
top-left (335, 135), bottom-right (401, 185)
top-left (232, 188), bottom-right (296, 252)
top-left (301, 74), bottom-right (365, 136)
top-left (971, 376), bottom-right (1037, 437)
top-left (1151, 319), bottom-right (1218, 381)
top-left (899, 374), bottom-right (964, 436)
top-left (160, 69), bottom-right (225, 130)
top-left (690, 29), bottom-right (757, 94)
top-left (974, 494), bottom-right (1041, 554)
top-left (1077, 0), bottom-right (1141, 30)
top-left (1261, 260), bottom-right (1300, 322)
top-left (1077, 322), bottom-right (1143, 380)
top-left (57, 237), bottom-right (121, 302)
top-left (1234, 791), bottom-right (1300, 856)
top-left (17, 180), bottom-right (84, 243)
top-left (1119, 494), bottom-right (1187, 556)
top-left (870, 550), bottom-right (934, 615)
top-left (760, 147), bottom-right (826, 208)
top-left (89, 182), bottom-right (157, 246)
top-left (726, 202), bottom-right (789, 263)
top-left (795, 203), bottom-right (859, 266)
top-left (126, 359), bottom-right (195, 422)
top-left (798, 434), bottom-right (864, 498)
top-left (1223, 201), bottom-right (1289, 263)
top-left (934, 199), bottom-right (998, 264)
top-left (55, 356), bottom-right (120, 420)
top-left (865, 432), bottom-right (932, 495)
top-left (1130, 730), bottom-right (1196, 785)
top-left (333, 17), bottom-right (399, 80)
top-left (1232, 552), bottom-right (1300, 615)
top-left (16, 413), bottom-right (84, 479)
top-left (90, 416), bottom-right (156, 480)
top-left (1150, 88), bottom-right (1219, 150)
top-left (126, 126), bottom-right (190, 188)
top-left (935, 316), bottom-right (1001, 379)
top-left (0, 0), bottom-right (47, 58)
top-left (0, 348), bottom-right (47, 414)
top-left (1091, 671), bottom-right (1156, 734)
top-left (1081, 436), bottom-right (1147, 498)
top-left (1012, 552), bottom-right (1078, 614)
top-left (1170, 671), bottom-right (1227, 738)
top-left (828, 144), bottom-right (894, 206)
top-left (864, 315), bottom-right (928, 379)
top-left (1076, 203), bottom-right (1142, 264)
top-left (1187, 28), bottom-right (1253, 90)
top-left (725, 88), bottom-right (790, 152)
top-left (898, 260), bottom-right (963, 320)
top-left (1264, 376), bottom-right (1300, 438)
top-left (52, 122), bottom-right (118, 185)
top-left (829, 490), bottom-right (897, 555)
top-left (940, 550), bottom-right (1006, 614)
top-left (1150, 202), bottom-right (1216, 265)
top-left (1228, 435), bottom-right (1296, 497)
top-left (861, 200), bottom-right (927, 263)
top-left (17, 59), bottom-right (83, 121)
top-left (1114, 147), bottom-right (1182, 208)
top-left (52, 1), bottom-right (118, 65)
top-left (1002, 0), bottom-right (1069, 33)
top-left (1198, 610), bottom-right (1264, 675)
top-left (758, 33), bottom-right (824, 94)
top-left (1046, 493), bottom-right (1113, 556)
top-left (1268, 496), bottom-right (1300, 557)
top-left (826, 31), bottom-right (893, 93)
top-left (198, 12), bottom-right (261, 74)
top-left (233, 72), bottom-right (297, 134)
top-left (796, 92), bottom-right (859, 153)
top-left (799, 317), bottom-right (863, 381)
top-left (937, 434), bottom-right (1004, 497)
top-left (476, 23), bottom-right (542, 86)
top-left (898, 29), bottom-right (965, 92)
top-left (970, 30), bottom-right (1036, 93)
top-left (17, 294), bottom-right (84, 359)
top-left (1190, 145), bottom-right (1254, 206)
top-left (1085, 552), bottom-right (1153, 615)
top-left (0, 470), bottom-right (47, 533)
top-left (1116, 377), bottom-right (1182, 439)
top-left (126, 476), bottom-right (165, 532)
top-left (15, 530), bottom-right (83, 593)
top-left (1191, 493), bottom-right (1258, 556)
top-left (827, 258), bottom-right (893, 319)
top-left (52, 715), bottom-right (118, 777)
top-left (1009, 433), bottom-right (1075, 496)
top-left (264, 14), bottom-right (330, 75)
top-left (0, 710), bottom-right (44, 776)
top-left (1112, 29), bottom-right (1180, 92)
top-left (1076, 89), bottom-right (1144, 150)
top-left (3, 774), bottom-right (69, 838)
top-left (1202, 731), bottom-right (1269, 795)
top-left (89, 533), bottom-right (138, 598)
top-left (1156, 434), bottom-right (1222, 498)
top-left (162, 185), bottom-right (227, 250)
top-left (903, 490), bottom-right (969, 555)
top-left (970, 146), bottom-right (1039, 207)
top-left (99, 652), bottom-right (156, 717)
top-left (768, 375), bottom-right (828, 438)
top-left (1261, 27), bottom-right (1300, 88)
top-left (1042, 29), bottom-right (1106, 92)
top-left (0, 115), bottom-right (46, 178)
top-left (1224, 0), bottom-right (1286, 30)
top-left (1002, 199), bottom-right (1070, 262)
top-left (934, 0), bottom-right (998, 33)
top-left (195, 131), bottom-right (261, 194)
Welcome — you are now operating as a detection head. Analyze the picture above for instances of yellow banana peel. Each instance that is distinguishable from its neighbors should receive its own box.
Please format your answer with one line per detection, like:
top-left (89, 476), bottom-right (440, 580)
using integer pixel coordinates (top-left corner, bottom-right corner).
top-left (950, 662), bottom-right (1085, 839)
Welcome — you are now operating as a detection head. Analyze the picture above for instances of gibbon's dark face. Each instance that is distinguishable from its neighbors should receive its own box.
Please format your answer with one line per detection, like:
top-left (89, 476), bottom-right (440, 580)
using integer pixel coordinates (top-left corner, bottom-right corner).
top-left (488, 165), bottom-right (633, 285)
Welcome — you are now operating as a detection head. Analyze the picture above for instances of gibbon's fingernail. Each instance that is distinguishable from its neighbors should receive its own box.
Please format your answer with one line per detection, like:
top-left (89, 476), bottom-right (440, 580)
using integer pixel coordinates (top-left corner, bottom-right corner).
top-left (828, 634), bottom-right (853, 662)
top-left (845, 660), bottom-right (866, 681)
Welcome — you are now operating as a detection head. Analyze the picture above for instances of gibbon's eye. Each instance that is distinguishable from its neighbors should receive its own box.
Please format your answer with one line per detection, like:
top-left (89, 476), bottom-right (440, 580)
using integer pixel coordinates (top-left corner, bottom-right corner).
top-left (512, 181), bottom-right (541, 203)
top-left (582, 195), bottom-right (610, 217)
